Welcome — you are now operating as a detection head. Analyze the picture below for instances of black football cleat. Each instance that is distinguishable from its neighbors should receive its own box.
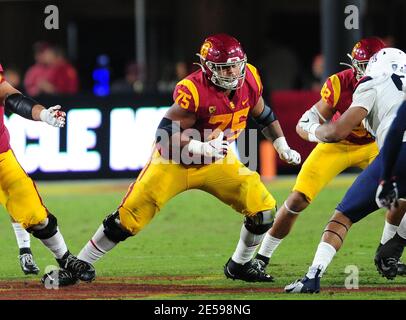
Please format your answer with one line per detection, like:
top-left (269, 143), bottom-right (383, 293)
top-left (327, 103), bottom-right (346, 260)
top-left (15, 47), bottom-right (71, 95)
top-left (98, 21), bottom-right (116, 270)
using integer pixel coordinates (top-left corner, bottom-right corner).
top-left (19, 252), bottom-right (40, 275)
top-left (57, 251), bottom-right (96, 282)
top-left (254, 253), bottom-right (270, 269)
top-left (41, 269), bottom-right (79, 287)
top-left (397, 261), bottom-right (406, 276)
top-left (224, 258), bottom-right (274, 282)
top-left (375, 234), bottom-right (406, 280)
top-left (375, 256), bottom-right (398, 280)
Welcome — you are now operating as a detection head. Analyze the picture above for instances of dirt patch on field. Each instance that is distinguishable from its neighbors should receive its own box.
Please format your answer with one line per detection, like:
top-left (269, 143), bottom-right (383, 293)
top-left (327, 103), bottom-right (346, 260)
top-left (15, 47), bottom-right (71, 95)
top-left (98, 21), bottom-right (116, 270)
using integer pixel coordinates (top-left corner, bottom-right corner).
top-left (1, 277), bottom-right (406, 300)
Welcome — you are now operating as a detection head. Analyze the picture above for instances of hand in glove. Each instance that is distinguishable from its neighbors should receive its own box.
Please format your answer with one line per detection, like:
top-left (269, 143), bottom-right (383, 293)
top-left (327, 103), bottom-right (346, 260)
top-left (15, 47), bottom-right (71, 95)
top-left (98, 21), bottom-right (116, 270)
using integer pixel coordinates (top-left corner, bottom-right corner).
top-left (40, 105), bottom-right (66, 128)
top-left (273, 137), bottom-right (301, 165)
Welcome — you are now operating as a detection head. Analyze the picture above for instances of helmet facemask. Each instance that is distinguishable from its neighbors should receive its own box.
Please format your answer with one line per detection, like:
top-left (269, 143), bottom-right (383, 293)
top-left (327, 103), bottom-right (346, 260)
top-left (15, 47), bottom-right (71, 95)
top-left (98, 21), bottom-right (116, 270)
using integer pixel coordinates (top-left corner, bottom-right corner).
top-left (199, 55), bottom-right (247, 90)
top-left (351, 55), bottom-right (369, 80)
top-left (341, 53), bottom-right (368, 80)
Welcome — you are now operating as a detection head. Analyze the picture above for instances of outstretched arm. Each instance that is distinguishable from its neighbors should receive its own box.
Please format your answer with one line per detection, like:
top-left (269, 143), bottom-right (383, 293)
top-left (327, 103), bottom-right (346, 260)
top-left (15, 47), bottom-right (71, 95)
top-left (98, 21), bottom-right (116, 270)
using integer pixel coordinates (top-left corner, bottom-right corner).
top-left (298, 102), bottom-right (367, 143)
top-left (0, 80), bottom-right (65, 127)
top-left (314, 107), bottom-right (368, 142)
top-left (250, 96), bottom-right (301, 165)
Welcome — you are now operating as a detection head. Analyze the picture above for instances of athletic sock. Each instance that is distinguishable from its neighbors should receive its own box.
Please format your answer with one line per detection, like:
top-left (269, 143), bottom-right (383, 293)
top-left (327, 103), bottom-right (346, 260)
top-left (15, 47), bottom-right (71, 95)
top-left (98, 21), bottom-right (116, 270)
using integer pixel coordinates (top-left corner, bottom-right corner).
top-left (396, 215), bottom-right (406, 240)
top-left (40, 228), bottom-right (68, 259)
top-left (381, 221), bottom-right (398, 245)
top-left (257, 233), bottom-right (282, 262)
top-left (12, 223), bottom-right (30, 249)
top-left (78, 224), bottom-right (117, 264)
top-left (231, 239), bottom-right (258, 265)
top-left (255, 253), bottom-right (270, 265)
top-left (306, 242), bottom-right (336, 278)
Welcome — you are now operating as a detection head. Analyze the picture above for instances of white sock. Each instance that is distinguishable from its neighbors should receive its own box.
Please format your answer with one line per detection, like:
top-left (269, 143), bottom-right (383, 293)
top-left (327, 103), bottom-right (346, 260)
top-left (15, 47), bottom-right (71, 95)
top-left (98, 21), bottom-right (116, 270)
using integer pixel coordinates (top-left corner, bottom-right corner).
top-left (306, 242), bottom-right (336, 278)
top-left (257, 233), bottom-right (282, 258)
top-left (78, 224), bottom-right (117, 264)
top-left (380, 221), bottom-right (398, 245)
top-left (231, 225), bottom-right (264, 265)
top-left (12, 223), bottom-right (30, 249)
top-left (40, 228), bottom-right (68, 259)
top-left (397, 214), bottom-right (406, 240)
top-left (232, 239), bottom-right (259, 265)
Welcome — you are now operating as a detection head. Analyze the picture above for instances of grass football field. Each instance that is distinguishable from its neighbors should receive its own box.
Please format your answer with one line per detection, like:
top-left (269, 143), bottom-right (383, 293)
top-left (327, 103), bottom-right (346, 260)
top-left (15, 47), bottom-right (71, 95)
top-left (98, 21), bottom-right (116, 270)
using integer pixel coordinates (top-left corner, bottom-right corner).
top-left (0, 175), bottom-right (405, 300)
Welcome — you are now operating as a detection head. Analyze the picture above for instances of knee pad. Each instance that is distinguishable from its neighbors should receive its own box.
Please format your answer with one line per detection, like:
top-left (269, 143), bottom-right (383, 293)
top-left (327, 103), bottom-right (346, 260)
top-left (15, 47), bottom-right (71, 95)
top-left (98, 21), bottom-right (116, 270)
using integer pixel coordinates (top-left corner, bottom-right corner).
top-left (28, 213), bottom-right (58, 239)
top-left (103, 211), bottom-right (133, 243)
top-left (244, 209), bottom-right (275, 235)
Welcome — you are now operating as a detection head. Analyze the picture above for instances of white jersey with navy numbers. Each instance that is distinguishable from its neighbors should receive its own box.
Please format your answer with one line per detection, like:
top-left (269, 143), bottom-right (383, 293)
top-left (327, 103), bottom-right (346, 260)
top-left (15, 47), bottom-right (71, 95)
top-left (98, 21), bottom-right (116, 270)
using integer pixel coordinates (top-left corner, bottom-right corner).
top-left (349, 74), bottom-right (406, 149)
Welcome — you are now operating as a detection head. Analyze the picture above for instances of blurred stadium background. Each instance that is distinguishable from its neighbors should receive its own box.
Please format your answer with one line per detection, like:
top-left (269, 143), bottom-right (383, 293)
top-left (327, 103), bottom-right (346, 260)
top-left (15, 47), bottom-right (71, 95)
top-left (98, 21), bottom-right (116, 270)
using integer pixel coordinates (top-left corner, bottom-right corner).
top-left (0, 0), bottom-right (406, 300)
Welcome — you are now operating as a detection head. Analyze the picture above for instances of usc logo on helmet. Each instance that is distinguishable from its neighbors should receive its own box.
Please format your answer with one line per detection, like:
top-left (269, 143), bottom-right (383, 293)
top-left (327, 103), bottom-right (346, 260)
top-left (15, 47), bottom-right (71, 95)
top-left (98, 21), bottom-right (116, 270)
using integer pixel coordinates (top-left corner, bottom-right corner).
top-left (351, 42), bottom-right (362, 58)
top-left (200, 41), bottom-right (212, 59)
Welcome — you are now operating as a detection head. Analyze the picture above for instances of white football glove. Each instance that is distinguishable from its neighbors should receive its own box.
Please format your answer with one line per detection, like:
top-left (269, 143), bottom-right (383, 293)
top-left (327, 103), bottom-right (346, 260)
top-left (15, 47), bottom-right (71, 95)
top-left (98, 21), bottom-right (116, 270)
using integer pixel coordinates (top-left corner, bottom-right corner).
top-left (298, 108), bottom-right (320, 136)
top-left (273, 137), bottom-right (301, 165)
top-left (40, 105), bottom-right (66, 128)
top-left (375, 179), bottom-right (399, 209)
top-left (188, 131), bottom-right (229, 160)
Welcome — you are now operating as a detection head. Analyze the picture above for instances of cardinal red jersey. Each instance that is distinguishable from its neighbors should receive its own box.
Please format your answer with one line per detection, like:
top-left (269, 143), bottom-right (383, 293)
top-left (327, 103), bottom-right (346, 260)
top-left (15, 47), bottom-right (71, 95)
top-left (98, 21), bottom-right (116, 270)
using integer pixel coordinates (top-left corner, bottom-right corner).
top-left (0, 64), bottom-right (4, 83)
top-left (0, 64), bottom-right (11, 153)
top-left (320, 68), bottom-right (374, 145)
top-left (173, 63), bottom-right (262, 142)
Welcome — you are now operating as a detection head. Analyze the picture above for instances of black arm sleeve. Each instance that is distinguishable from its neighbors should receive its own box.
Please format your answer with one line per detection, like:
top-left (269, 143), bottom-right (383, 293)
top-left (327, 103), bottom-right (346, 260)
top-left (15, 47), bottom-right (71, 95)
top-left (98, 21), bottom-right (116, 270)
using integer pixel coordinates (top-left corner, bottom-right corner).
top-left (252, 103), bottom-right (278, 128)
top-left (5, 93), bottom-right (38, 120)
top-left (155, 117), bottom-right (182, 143)
top-left (380, 101), bottom-right (406, 181)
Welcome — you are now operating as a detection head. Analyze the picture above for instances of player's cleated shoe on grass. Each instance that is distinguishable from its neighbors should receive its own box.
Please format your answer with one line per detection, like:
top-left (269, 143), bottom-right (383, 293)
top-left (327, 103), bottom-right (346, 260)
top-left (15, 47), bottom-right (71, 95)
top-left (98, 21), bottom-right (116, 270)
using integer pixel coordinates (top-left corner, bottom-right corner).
top-left (397, 261), bottom-right (406, 276)
top-left (224, 258), bottom-right (274, 282)
top-left (374, 256), bottom-right (398, 280)
top-left (57, 251), bottom-right (96, 282)
top-left (375, 234), bottom-right (406, 280)
top-left (284, 266), bottom-right (322, 293)
top-left (19, 252), bottom-right (40, 275)
top-left (254, 254), bottom-right (270, 269)
top-left (41, 269), bottom-right (79, 287)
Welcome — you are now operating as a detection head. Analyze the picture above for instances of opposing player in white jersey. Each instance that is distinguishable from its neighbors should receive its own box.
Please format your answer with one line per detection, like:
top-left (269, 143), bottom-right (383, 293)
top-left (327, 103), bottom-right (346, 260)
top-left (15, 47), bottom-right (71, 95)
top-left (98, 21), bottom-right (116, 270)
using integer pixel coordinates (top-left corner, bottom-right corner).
top-left (285, 47), bottom-right (406, 293)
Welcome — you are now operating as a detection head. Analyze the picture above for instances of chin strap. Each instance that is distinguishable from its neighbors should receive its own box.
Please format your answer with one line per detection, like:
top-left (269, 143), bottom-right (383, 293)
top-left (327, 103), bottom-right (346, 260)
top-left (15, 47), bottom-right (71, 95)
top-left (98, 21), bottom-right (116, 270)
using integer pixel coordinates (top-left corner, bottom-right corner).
top-left (339, 53), bottom-right (365, 80)
top-left (194, 53), bottom-right (206, 73)
top-left (193, 62), bottom-right (205, 73)
top-left (339, 62), bottom-right (354, 69)
top-left (339, 53), bottom-right (356, 71)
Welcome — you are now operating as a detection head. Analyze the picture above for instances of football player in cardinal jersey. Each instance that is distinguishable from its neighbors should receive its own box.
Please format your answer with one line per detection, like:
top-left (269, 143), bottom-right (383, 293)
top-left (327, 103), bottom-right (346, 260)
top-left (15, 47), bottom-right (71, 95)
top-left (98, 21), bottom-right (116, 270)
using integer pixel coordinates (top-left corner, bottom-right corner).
top-left (0, 63), bottom-right (94, 285)
top-left (58, 33), bottom-right (301, 286)
top-left (286, 47), bottom-right (406, 292)
top-left (253, 38), bottom-right (406, 277)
